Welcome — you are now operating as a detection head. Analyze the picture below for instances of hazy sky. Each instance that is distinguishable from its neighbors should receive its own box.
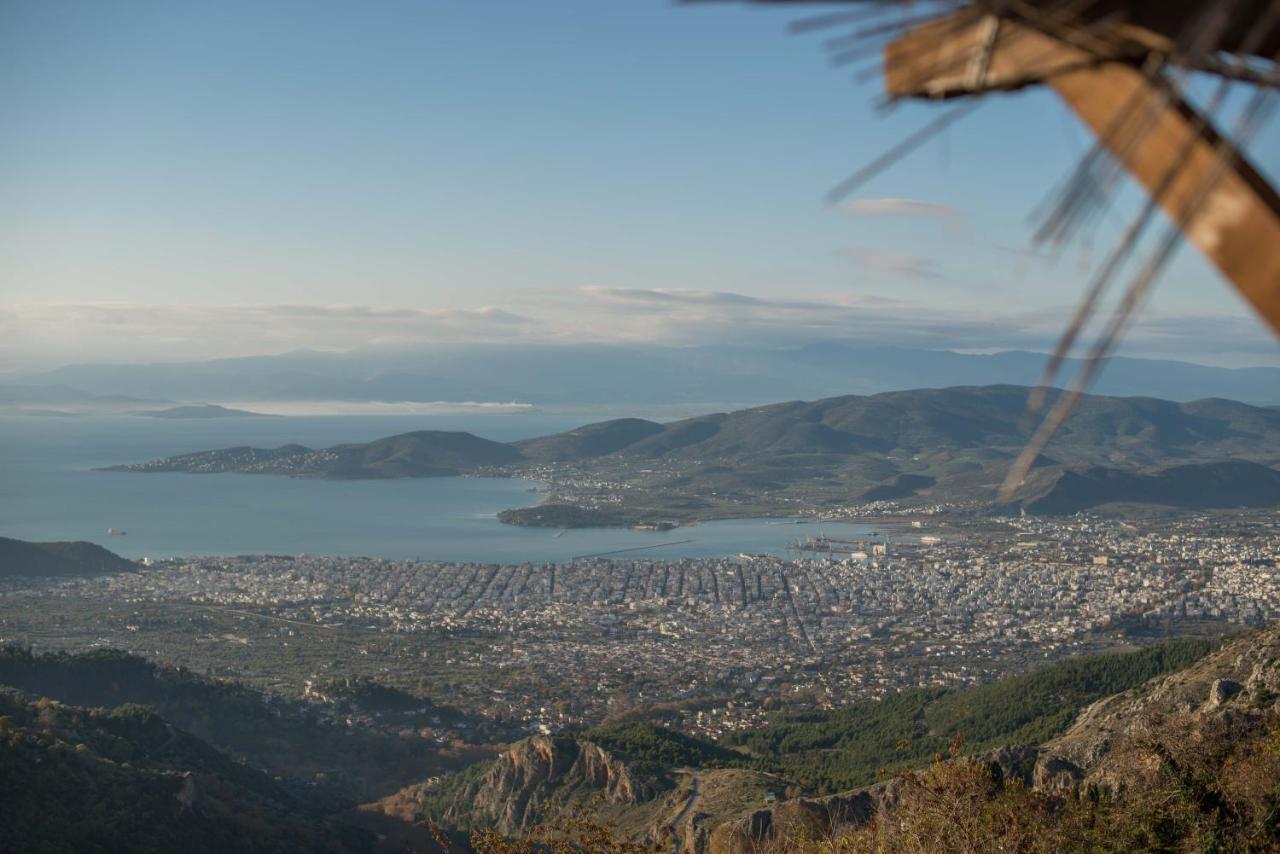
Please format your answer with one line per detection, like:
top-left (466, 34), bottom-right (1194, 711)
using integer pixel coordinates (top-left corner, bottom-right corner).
top-left (2, 0), bottom-right (1278, 369)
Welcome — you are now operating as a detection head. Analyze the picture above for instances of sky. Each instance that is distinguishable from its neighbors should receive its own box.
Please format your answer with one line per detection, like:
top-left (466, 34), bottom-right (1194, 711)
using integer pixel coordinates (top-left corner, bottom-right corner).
top-left (2, 0), bottom-right (1278, 370)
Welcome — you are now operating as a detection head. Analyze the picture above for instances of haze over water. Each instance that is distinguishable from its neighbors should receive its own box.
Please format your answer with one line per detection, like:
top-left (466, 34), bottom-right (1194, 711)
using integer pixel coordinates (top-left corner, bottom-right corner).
top-left (0, 413), bottom-right (877, 562)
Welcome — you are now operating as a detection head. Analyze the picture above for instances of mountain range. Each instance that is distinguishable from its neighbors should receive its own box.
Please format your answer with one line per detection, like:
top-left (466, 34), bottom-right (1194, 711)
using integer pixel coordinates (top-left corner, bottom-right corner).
top-left (408, 624), bottom-right (1280, 851)
top-left (105, 385), bottom-right (1280, 517)
top-left (10, 626), bottom-right (1278, 852)
top-left (10, 342), bottom-right (1280, 409)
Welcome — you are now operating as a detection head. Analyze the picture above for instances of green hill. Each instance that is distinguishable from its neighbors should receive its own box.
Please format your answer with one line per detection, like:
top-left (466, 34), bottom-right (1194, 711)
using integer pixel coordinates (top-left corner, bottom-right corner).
top-left (721, 636), bottom-right (1214, 792)
top-left (0, 689), bottom-right (366, 853)
top-left (583, 720), bottom-right (744, 769)
top-left (0, 537), bottom-right (135, 577)
top-left (1025, 460), bottom-right (1280, 514)
top-left (326, 430), bottom-right (523, 477)
top-left (107, 386), bottom-right (1280, 513)
top-left (515, 417), bottom-right (666, 462)
top-left (0, 645), bottom-right (479, 801)
top-left (423, 636), bottom-right (1216, 833)
top-left (526, 386), bottom-right (1280, 467)
top-left (415, 636), bottom-right (1220, 847)
top-left (521, 386), bottom-right (1280, 515)
top-left (106, 429), bottom-right (522, 478)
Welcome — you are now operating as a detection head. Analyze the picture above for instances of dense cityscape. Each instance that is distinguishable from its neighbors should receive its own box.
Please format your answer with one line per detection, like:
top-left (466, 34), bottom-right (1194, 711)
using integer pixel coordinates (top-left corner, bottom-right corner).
top-left (4, 512), bottom-right (1274, 739)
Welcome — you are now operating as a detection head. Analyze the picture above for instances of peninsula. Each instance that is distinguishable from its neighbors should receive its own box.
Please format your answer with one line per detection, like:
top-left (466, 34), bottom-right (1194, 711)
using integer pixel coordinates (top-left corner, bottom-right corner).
top-left (103, 385), bottom-right (1280, 523)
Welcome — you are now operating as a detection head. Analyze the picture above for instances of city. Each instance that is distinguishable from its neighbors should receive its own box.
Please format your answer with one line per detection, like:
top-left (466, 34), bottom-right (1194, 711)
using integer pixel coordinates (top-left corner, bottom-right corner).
top-left (3, 512), bottom-right (1274, 740)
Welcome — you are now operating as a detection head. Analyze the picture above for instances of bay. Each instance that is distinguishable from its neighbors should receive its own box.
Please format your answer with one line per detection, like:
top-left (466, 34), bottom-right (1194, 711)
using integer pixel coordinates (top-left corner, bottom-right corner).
top-left (0, 413), bottom-right (877, 562)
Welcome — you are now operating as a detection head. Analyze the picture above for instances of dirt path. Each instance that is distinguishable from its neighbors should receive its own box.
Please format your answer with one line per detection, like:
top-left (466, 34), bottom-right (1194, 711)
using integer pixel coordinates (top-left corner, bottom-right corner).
top-left (669, 771), bottom-right (702, 854)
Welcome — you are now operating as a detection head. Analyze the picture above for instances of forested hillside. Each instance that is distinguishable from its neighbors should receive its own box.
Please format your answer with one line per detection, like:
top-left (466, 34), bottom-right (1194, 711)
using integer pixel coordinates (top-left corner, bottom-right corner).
top-left (0, 646), bottom-right (486, 801)
top-left (0, 689), bottom-right (367, 853)
top-left (722, 637), bottom-right (1214, 792)
top-left (420, 636), bottom-right (1218, 843)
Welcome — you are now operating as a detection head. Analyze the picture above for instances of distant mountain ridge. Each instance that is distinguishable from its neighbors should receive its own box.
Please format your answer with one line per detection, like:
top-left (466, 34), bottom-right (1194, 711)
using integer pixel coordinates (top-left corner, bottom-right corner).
top-left (106, 385), bottom-right (1280, 516)
top-left (515, 388), bottom-right (1280, 465)
top-left (139, 404), bottom-right (274, 419)
top-left (17, 342), bottom-right (1280, 407)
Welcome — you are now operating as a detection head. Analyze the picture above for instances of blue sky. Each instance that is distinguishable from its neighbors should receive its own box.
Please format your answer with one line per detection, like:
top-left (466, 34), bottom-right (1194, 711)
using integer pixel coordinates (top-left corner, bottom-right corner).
top-left (2, 0), bottom-right (1277, 368)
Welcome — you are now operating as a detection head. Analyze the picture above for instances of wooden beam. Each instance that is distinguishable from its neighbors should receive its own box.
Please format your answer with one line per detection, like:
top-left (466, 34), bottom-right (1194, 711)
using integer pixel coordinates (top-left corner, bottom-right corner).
top-left (885, 14), bottom-right (1280, 335)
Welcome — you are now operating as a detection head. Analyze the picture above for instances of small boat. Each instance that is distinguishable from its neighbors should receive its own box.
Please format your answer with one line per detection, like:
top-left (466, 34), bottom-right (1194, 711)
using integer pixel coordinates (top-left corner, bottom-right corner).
top-left (106, 528), bottom-right (127, 536)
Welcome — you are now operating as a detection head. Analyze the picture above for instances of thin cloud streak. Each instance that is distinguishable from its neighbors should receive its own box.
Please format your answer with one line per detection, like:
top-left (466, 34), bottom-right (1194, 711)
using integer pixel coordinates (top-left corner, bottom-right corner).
top-left (841, 197), bottom-right (964, 220)
top-left (0, 304), bottom-right (533, 369)
top-left (848, 247), bottom-right (942, 280)
top-left (1, 291), bottom-right (1275, 370)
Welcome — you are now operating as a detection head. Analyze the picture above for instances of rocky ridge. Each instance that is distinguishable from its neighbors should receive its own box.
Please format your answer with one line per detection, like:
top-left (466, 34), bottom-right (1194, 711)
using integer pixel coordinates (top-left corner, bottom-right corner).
top-left (440, 735), bottom-right (662, 835)
top-left (1032, 622), bottom-right (1280, 793)
top-left (420, 626), bottom-right (1280, 853)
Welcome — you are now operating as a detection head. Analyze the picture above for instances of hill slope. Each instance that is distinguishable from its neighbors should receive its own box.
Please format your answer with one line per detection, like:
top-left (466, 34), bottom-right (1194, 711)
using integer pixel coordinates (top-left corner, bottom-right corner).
top-left (414, 637), bottom-right (1217, 847)
top-left (1034, 621), bottom-right (1280, 792)
top-left (1024, 460), bottom-right (1280, 514)
top-left (516, 386), bottom-right (1280, 517)
top-left (520, 386), bottom-right (1280, 466)
top-left (0, 689), bottom-right (365, 853)
top-left (106, 429), bottom-right (522, 478)
top-left (0, 537), bottom-right (135, 577)
top-left (107, 386), bottom-right (1280, 514)
top-left (0, 645), bottom-right (487, 801)
top-left (721, 636), bottom-right (1215, 793)
top-left (811, 623), bottom-right (1280, 854)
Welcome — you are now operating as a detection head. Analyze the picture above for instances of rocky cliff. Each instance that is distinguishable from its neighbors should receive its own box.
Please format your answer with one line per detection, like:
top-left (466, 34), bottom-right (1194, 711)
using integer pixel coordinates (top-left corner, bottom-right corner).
top-left (1032, 622), bottom-right (1280, 793)
top-left (412, 626), bottom-right (1280, 852)
top-left (440, 735), bottom-right (662, 835)
top-left (690, 628), bottom-right (1280, 852)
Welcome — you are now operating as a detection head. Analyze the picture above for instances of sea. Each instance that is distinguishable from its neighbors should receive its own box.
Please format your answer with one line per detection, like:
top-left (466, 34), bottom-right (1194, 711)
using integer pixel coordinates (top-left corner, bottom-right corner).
top-left (0, 412), bottom-right (879, 563)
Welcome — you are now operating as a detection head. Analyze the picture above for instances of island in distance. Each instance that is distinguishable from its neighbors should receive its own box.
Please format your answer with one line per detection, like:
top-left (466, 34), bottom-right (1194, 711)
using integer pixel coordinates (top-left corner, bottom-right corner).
top-left (103, 385), bottom-right (1280, 521)
top-left (135, 403), bottom-right (276, 419)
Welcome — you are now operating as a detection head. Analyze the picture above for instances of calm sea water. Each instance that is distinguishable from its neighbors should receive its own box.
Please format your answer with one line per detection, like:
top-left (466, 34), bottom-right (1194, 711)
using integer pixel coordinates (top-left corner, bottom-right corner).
top-left (0, 413), bottom-right (876, 562)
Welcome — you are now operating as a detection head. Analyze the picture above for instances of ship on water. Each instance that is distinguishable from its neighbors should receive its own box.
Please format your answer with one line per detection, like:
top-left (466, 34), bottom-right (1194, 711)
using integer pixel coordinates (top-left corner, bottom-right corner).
top-left (106, 528), bottom-right (127, 536)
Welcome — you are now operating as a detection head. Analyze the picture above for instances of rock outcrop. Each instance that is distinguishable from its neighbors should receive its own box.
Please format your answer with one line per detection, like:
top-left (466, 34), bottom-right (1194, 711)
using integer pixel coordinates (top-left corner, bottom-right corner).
top-left (421, 627), bottom-right (1280, 853)
top-left (1033, 624), bottom-right (1280, 794)
top-left (443, 735), bottom-right (661, 835)
top-left (707, 786), bottom-right (894, 854)
top-left (711, 629), bottom-right (1280, 852)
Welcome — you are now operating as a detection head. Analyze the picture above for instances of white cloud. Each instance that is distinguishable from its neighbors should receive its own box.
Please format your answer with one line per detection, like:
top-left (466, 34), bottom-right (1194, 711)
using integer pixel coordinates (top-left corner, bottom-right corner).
top-left (841, 197), bottom-right (964, 220)
top-left (546, 287), bottom-right (1070, 350)
top-left (0, 303), bottom-right (533, 370)
top-left (1, 291), bottom-right (1275, 371)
